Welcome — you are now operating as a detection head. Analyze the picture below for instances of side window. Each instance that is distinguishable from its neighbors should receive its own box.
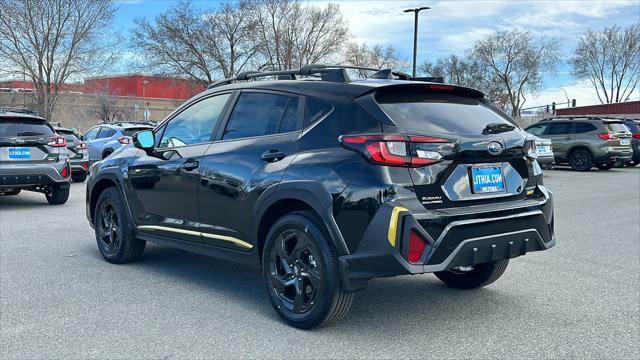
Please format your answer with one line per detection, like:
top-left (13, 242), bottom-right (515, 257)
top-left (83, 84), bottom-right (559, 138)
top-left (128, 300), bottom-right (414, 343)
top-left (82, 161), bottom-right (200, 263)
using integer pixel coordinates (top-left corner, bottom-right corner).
top-left (304, 98), bottom-right (333, 128)
top-left (97, 128), bottom-right (116, 139)
top-left (526, 124), bottom-right (548, 136)
top-left (83, 127), bottom-right (100, 140)
top-left (574, 122), bottom-right (597, 134)
top-left (159, 93), bottom-right (231, 148)
top-left (547, 122), bottom-right (572, 135)
top-left (223, 92), bottom-right (293, 140)
top-left (278, 97), bottom-right (301, 133)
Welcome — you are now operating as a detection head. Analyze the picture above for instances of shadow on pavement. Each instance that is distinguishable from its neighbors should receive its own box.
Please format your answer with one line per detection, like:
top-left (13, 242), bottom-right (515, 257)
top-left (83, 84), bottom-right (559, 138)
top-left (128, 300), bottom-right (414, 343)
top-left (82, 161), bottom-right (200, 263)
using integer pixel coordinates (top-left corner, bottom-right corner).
top-left (0, 194), bottom-right (49, 209)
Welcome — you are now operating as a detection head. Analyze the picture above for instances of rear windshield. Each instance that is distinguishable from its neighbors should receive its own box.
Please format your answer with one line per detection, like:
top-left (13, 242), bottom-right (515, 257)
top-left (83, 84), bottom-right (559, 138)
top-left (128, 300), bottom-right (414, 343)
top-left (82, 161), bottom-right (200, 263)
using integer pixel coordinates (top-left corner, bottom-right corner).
top-left (376, 92), bottom-right (515, 135)
top-left (0, 118), bottom-right (54, 137)
top-left (123, 127), bottom-right (152, 136)
top-left (56, 130), bottom-right (80, 142)
top-left (605, 122), bottom-right (628, 133)
top-left (624, 121), bottom-right (639, 133)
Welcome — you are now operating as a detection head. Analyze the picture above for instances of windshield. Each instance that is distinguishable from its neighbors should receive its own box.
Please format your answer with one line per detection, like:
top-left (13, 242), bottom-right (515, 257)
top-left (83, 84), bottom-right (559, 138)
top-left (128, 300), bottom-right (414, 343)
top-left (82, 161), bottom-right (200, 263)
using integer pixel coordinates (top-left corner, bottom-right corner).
top-left (376, 92), bottom-right (516, 135)
top-left (0, 118), bottom-right (54, 137)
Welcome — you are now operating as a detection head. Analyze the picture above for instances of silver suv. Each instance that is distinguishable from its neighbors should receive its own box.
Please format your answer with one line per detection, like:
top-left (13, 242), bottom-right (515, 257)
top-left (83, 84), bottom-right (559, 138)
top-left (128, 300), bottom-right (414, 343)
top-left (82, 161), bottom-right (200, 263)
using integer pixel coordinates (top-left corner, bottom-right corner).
top-left (0, 109), bottom-right (71, 204)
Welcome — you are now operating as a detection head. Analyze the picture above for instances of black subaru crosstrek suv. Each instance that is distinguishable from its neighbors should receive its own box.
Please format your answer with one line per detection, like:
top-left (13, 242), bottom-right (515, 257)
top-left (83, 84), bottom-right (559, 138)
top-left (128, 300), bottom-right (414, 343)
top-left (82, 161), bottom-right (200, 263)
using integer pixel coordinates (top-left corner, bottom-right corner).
top-left (85, 65), bottom-right (555, 329)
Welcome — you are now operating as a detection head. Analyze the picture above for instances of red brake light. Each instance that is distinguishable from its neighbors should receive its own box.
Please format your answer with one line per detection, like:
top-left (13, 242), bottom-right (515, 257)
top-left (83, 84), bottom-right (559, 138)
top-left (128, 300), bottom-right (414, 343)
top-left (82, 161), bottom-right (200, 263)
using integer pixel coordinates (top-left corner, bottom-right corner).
top-left (407, 230), bottom-right (426, 264)
top-left (428, 84), bottom-right (454, 91)
top-left (48, 136), bottom-right (67, 147)
top-left (597, 132), bottom-right (617, 140)
top-left (118, 136), bottom-right (131, 145)
top-left (633, 133), bottom-right (640, 139)
top-left (82, 161), bottom-right (89, 171)
top-left (340, 134), bottom-right (447, 167)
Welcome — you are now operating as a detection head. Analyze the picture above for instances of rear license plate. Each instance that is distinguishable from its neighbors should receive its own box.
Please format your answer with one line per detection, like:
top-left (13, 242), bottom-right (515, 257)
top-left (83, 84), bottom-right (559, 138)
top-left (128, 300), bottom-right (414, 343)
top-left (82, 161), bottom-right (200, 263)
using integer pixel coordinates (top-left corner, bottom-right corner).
top-left (621, 138), bottom-right (630, 145)
top-left (8, 147), bottom-right (31, 159)
top-left (537, 145), bottom-right (550, 153)
top-left (470, 166), bottom-right (505, 194)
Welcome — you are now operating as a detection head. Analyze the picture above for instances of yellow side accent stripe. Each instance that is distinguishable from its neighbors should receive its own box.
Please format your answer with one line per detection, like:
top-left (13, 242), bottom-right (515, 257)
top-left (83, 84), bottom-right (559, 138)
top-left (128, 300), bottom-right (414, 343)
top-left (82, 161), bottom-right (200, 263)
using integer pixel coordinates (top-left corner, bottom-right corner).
top-left (387, 206), bottom-right (409, 247)
top-left (137, 225), bottom-right (253, 250)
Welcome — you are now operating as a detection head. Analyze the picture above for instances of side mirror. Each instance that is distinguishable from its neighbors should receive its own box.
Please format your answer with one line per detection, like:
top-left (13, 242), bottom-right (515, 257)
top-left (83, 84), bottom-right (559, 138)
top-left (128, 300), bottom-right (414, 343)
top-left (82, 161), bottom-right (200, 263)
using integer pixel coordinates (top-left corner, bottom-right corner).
top-left (132, 130), bottom-right (155, 150)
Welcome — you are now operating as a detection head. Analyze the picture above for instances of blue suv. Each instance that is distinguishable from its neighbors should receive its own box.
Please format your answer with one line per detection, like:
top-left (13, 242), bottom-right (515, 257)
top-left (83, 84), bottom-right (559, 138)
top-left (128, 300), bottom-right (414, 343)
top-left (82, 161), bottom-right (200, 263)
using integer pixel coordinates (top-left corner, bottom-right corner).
top-left (82, 122), bottom-right (154, 164)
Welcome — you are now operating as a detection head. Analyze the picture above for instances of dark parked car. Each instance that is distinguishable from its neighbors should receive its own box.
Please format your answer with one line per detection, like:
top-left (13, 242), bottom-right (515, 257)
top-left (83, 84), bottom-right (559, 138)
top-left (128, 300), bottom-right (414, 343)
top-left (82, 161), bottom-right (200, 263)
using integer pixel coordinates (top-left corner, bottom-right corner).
top-left (86, 66), bottom-right (555, 328)
top-left (0, 109), bottom-right (71, 204)
top-left (622, 118), bottom-right (640, 166)
top-left (83, 122), bottom-right (154, 164)
top-left (54, 126), bottom-right (89, 182)
top-left (525, 117), bottom-right (632, 171)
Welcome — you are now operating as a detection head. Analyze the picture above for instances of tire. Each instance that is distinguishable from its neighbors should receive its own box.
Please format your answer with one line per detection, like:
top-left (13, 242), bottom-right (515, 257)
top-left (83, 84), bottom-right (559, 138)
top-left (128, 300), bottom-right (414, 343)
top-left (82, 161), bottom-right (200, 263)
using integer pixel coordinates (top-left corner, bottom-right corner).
top-left (568, 149), bottom-right (593, 171)
top-left (94, 187), bottom-right (145, 264)
top-left (596, 163), bottom-right (613, 170)
top-left (71, 172), bottom-right (87, 183)
top-left (434, 259), bottom-right (509, 290)
top-left (2, 189), bottom-right (21, 196)
top-left (626, 161), bottom-right (639, 167)
top-left (262, 211), bottom-right (353, 329)
top-left (45, 185), bottom-right (70, 205)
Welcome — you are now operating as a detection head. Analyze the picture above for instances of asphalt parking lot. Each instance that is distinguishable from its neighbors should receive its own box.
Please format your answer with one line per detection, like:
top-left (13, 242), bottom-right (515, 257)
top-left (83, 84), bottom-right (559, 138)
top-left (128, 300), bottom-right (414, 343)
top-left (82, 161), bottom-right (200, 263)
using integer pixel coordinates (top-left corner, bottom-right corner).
top-left (1, 167), bottom-right (638, 359)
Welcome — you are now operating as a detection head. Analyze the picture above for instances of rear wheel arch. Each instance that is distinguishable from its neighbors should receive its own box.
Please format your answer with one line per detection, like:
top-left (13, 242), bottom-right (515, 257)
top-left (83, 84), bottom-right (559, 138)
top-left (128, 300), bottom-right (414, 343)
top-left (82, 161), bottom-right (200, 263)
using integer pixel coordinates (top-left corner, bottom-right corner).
top-left (255, 183), bottom-right (349, 261)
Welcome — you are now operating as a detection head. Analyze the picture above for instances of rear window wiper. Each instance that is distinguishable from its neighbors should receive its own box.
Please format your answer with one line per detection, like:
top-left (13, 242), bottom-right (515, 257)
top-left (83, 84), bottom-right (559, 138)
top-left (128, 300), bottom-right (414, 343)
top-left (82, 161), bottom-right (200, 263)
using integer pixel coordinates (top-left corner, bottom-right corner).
top-left (16, 131), bottom-right (45, 136)
top-left (482, 123), bottom-right (516, 135)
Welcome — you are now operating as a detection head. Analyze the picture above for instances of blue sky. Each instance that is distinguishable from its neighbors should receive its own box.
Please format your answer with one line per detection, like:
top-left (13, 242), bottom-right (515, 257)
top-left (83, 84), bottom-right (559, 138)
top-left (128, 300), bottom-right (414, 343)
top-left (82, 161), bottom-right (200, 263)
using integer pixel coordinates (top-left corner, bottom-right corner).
top-left (115, 0), bottom-right (640, 107)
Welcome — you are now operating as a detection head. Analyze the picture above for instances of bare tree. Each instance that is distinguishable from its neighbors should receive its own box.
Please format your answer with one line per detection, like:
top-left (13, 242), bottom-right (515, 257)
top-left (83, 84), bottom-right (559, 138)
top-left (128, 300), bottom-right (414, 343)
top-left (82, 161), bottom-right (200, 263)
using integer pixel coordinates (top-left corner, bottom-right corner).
top-left (343, 42), bottom-right (405, 76)
top-left (420, 54), bottom-right (483, 88)
top-left (470, 30), bottom-right (560, 117)
top-left (0, 0), bottom-right (117, 120)
top-left (90, 94), bottom-right (126, 123)
top-left (131, 1), bottom-right (259, 81)
top-left (247, 0), bottom-right (349, 70)
top-left (571, 23), bottom-right (640, 104)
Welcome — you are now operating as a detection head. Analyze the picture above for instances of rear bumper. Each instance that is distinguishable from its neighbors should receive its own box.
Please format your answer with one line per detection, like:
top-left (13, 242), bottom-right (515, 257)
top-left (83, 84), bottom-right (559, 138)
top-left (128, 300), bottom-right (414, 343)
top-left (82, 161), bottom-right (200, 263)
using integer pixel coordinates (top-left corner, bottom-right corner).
top-left (595, 148), bottom-right (633, 163)
top-left (0, 162), bottom-right (71, 188)
top-left (338, 186), bottom-right (555, 290)
top-left (537, 155), bottom-right (555, 166)
top-left (70, 159), bottom-right (89, 174)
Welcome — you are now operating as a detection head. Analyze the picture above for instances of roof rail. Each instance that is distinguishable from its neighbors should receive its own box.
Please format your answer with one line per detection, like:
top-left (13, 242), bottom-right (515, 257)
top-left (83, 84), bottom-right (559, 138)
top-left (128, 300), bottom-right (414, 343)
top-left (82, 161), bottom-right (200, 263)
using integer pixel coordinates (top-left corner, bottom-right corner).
top-left (0, 107), bottom-right (39, 116)
top-left (207, 64), bottom-right (381, 89)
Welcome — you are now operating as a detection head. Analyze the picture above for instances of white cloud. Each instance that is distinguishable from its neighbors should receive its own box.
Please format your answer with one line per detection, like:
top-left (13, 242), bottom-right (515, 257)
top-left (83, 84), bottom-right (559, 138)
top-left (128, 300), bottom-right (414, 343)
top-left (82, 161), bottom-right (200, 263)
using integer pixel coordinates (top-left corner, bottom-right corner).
top-left (526, 80), bottom-right (640, 109)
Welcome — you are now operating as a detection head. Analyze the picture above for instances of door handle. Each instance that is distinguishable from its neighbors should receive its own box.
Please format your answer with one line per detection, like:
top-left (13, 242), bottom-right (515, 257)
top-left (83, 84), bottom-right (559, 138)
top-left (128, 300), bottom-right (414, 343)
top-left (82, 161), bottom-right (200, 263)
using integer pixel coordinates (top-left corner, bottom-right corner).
top-left (180, 159), bottom-right (199, 171)
top-left (261, 149), bottom-right (286, 162)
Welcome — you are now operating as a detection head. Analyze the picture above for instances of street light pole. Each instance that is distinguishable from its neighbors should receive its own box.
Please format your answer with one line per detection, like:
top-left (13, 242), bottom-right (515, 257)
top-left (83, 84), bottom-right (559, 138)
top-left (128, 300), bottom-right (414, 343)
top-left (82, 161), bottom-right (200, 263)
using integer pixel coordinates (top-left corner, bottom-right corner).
top-left (404, 6), bottom-right (430, 78)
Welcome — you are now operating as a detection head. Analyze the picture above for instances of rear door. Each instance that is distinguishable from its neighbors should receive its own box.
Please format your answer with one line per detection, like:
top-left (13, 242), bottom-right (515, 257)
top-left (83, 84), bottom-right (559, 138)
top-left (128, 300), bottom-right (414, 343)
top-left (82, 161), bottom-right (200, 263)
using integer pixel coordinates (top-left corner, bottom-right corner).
top-left (543, 121), bottom-right (574, 161)
top-left (197, 90), bottom-right (303, 250)
top-left (0, 117), bottom-right (60, 165)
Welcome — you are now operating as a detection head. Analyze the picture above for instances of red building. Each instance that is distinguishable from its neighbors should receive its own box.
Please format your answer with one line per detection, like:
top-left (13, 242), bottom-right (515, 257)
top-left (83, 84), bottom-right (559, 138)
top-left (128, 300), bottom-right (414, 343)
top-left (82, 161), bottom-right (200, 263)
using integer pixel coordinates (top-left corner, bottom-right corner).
top-left (556, 101), bottom-right (640, 117)
top-left (0, 74), bottom-right (206, 100)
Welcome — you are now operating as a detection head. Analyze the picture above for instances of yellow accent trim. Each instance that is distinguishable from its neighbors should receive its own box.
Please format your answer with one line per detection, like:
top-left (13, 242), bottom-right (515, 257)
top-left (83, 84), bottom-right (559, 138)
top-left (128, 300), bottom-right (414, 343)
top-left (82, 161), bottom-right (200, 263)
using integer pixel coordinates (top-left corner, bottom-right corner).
top-left (137, 225), bottom-right (253, 250)
top-left (387, 207), bottom-right (409, 247)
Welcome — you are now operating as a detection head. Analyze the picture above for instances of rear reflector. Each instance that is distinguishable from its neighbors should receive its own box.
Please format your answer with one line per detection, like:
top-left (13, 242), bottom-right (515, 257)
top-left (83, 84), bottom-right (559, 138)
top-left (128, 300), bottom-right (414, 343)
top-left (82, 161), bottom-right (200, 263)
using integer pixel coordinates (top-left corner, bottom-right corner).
top-left (82, 161), bottom-right (89, 171)
top-left (407, 230), bottom-right (426, 264)
top-left (633, 133), bottom-right (640, 139)
top-left (340, 134), bottom-right (447, 167)
top-left (60, 164), bottom-right (69, 178)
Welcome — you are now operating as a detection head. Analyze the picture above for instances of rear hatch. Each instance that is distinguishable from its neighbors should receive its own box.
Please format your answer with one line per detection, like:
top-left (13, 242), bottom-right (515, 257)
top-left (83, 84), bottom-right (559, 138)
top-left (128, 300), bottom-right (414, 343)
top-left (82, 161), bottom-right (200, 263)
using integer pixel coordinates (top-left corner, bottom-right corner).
top-left (373, 85), bottom-right (534, 209)
top-left (0, 117), bottom-right (64, 164)
top-left (56, 128), bottom-right (86, 160)
top-left (603, 120), bottom-right (633, 149)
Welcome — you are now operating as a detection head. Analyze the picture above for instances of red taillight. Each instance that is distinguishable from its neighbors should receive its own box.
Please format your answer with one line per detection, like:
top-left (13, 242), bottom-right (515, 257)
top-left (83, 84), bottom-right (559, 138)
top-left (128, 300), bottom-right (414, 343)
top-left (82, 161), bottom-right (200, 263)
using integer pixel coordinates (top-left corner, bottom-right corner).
top-left (340, 134), bottom-right (447, 167)
top-left (597, 132), bottom-right (617, 140)
top-left (118, 136), bottom-right (131, 145)
top-left (633, 133), bottom-right (640, 139)
top-left (48, 136), bottom-right (67, 147)
top-left (407, 230), bottom-right (426, 264)
top-left (82, 161), bottom-right (89, 171)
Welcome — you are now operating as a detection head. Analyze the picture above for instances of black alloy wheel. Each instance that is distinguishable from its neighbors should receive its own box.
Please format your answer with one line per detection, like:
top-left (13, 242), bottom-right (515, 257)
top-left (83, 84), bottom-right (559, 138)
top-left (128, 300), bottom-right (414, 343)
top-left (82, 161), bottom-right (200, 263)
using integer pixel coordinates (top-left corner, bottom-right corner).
top-left (268, 229), bottom-right (323, 314)
top-left (263, 212), bottom-right (353, 329)
top-left (569, 149), bottom-right (593, 171)
top-left (94, 188), bottom-right (145, 263)
top-left (97, 199), bottom-right (122, 257)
